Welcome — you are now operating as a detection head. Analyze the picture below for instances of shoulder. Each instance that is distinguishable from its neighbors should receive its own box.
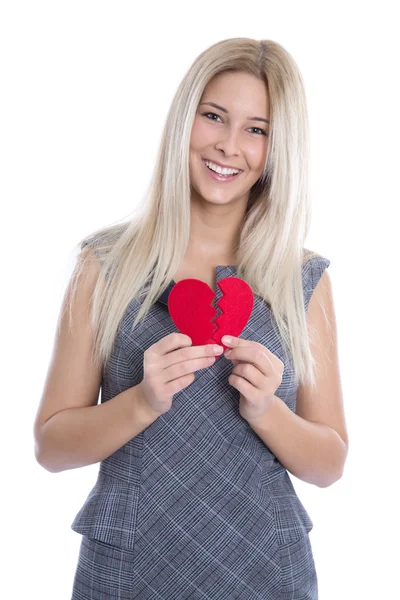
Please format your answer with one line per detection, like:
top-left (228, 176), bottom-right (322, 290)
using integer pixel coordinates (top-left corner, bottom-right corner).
top-left (79, 221), bottom-right (130, 268)
top-left (301, 249), bottom-right (331, 313)
top-left (297, 254), bottom-right (348, 456)
top-left (301, 248), bottom-right (331, 275)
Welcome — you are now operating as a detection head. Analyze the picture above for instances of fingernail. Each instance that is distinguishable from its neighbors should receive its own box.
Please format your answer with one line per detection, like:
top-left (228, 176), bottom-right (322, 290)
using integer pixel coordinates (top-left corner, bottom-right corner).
top-left (213, 345), bottom-right (223, 354)
top-left (222, 336), bottom-right (232, 344)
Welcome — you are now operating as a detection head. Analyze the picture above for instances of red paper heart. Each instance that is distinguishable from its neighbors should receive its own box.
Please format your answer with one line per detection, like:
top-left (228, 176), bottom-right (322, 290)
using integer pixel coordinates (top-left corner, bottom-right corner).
top-left (168, 277), bottom-right (254, 350)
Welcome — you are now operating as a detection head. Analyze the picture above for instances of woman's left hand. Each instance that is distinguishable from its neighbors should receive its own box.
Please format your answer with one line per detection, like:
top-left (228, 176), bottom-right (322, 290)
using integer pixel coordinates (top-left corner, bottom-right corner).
top-left (221, 335), bottom-right (284, 423)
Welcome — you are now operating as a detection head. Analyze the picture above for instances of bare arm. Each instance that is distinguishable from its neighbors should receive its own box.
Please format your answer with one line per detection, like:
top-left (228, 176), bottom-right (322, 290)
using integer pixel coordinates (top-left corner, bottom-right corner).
top-left (246, 270), bottom-right (348, 488)
top-left (33, 247), bottom-right (159, 473)
top-left (36, 384), bottom-right (158, 473)
top-left (247, 395), bottom-right (347, 488)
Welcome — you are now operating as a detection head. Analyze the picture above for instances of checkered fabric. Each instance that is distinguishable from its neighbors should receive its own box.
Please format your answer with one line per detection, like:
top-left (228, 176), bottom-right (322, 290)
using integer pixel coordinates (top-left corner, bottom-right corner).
top-left (71, 248), bottom-right (330, 599)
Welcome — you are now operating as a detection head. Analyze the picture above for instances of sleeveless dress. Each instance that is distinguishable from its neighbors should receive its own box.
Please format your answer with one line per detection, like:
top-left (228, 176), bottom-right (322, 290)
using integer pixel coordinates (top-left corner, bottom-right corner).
top-left (71, 247), bottom-right (330, 600)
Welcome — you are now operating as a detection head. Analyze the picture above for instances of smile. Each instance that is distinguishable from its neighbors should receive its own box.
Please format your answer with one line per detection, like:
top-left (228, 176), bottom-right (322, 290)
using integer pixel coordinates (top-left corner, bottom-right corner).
top-left (201, 158), bottom-right (243, 183)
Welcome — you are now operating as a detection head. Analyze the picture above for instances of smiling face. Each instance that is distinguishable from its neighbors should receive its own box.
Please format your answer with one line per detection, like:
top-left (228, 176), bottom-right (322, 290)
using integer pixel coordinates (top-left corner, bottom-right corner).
top-left (189, 71), bottom-right (270, 208)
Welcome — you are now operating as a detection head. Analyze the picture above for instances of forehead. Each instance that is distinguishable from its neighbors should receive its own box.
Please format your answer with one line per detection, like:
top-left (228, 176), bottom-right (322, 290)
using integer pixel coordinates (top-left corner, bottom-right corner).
top-left (201, 71), bottom-right (269, 116)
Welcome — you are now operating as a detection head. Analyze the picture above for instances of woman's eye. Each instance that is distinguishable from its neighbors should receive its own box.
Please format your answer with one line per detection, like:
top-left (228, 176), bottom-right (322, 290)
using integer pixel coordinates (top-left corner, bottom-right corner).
top-left (250, 127), bottom-right (267, 136)
top-left (201, 112), bottom-right (267, 136)
top-left (202, 112), bottom-right (222, 122)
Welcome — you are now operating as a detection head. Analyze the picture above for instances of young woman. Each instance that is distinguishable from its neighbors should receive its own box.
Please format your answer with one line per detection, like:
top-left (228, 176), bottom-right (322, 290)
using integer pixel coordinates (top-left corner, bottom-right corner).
top-left (34, 37), bottom-right (348, 599)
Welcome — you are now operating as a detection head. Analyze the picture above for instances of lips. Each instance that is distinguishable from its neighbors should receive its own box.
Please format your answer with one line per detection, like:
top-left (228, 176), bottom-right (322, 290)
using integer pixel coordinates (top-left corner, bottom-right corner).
top-left (202, 158), bottom-right (243, 172)
top-left (201, 158), bottom-right (244, 183)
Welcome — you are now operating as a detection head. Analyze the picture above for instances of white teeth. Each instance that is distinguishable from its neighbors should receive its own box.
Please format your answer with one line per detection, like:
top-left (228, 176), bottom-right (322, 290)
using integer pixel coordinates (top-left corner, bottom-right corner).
top-left (204, 160), bottom-right (240, 176)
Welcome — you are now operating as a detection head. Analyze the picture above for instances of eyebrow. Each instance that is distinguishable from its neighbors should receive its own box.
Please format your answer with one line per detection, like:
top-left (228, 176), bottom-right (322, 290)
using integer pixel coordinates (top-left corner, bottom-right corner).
top-left (199, 102), bottom-right (270, 124)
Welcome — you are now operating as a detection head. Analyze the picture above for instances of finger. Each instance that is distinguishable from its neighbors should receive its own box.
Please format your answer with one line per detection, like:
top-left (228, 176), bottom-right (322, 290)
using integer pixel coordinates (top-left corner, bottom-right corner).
top-left (221, 335), bottom-right (241, 348)
top-left (228, 372), bottom-right (257, 398)
top-left (163, 354), bottom-right (217, 384)
top-left (225, 347), bottom-right (273, 376)
top-left (162, 342), bottom-right (222, 370)
top-left (232, 362), bottom-right (264, 388)
top-left (151, 332), bottom-right (193, 358)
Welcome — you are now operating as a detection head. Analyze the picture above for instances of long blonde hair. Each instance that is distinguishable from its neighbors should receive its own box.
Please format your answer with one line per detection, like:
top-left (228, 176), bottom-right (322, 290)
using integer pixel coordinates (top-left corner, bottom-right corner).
top-left (68, 37), bottom-right (328, 391)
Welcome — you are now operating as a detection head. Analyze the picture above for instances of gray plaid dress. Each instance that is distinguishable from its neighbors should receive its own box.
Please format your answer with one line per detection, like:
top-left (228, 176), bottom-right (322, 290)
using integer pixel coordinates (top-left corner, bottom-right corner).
top-left (71, 252), bottom-right (330, 599)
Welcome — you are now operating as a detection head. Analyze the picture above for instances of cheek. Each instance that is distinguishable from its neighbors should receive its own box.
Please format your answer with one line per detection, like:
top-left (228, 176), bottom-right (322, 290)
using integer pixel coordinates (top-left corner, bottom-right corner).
top-left (250, 144), bottom-right (267, 168)
top-left (247, 144), bottom-right (268, 171)
top-left (190, 118), bottom-right (215, 150)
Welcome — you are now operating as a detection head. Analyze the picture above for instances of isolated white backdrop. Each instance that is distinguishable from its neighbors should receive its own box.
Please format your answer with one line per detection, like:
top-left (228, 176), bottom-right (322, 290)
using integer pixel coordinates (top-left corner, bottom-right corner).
top-left (2, 1), bottom-right (399, 598)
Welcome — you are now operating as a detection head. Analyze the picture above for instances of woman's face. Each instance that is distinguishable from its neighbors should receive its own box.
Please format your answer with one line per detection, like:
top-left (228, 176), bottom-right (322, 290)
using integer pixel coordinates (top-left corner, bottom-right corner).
top-left (189, 71), bottom-right (270, 207)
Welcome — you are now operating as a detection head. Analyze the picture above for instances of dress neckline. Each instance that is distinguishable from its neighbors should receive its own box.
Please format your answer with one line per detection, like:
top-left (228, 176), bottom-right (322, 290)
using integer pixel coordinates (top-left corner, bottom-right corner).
top-left (157, 266), bottom-right (237, 305)
top-left (171, 265), bottom-right (237, 286)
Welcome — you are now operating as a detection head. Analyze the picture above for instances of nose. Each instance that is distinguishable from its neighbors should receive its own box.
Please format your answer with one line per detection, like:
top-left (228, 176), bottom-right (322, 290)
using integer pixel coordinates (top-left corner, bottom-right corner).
top-left (214, 128), bottom-right (240, 157)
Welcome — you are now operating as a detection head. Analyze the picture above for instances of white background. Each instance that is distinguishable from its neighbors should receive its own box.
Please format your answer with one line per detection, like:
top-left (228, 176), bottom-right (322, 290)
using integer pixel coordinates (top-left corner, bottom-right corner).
top-left (2, 1), bottom-right (399, 598)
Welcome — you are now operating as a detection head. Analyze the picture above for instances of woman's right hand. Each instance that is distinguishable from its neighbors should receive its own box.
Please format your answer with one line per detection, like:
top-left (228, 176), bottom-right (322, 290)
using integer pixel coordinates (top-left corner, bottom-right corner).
top-left (136, 333), bottom-right (224, 418)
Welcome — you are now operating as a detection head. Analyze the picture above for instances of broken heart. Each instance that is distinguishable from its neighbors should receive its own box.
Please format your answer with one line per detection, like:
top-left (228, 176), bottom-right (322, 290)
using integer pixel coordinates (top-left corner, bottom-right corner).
top-left (167, 277), bottom-right (254, 351)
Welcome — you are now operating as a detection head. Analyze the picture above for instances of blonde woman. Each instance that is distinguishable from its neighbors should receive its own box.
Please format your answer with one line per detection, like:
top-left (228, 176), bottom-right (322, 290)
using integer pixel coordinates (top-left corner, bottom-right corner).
top-left (34, 38), bottom-right (348, 599)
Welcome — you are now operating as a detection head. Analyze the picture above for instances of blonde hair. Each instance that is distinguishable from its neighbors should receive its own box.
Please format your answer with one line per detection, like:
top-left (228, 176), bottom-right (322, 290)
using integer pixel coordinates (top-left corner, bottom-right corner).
top-left (68, 37), bottom-right (329, 391)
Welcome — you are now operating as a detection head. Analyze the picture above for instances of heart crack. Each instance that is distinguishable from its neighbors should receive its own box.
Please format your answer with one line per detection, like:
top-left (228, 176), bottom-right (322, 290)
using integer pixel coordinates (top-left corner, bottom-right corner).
top-left (168, 276), bottom-right (254, 350)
